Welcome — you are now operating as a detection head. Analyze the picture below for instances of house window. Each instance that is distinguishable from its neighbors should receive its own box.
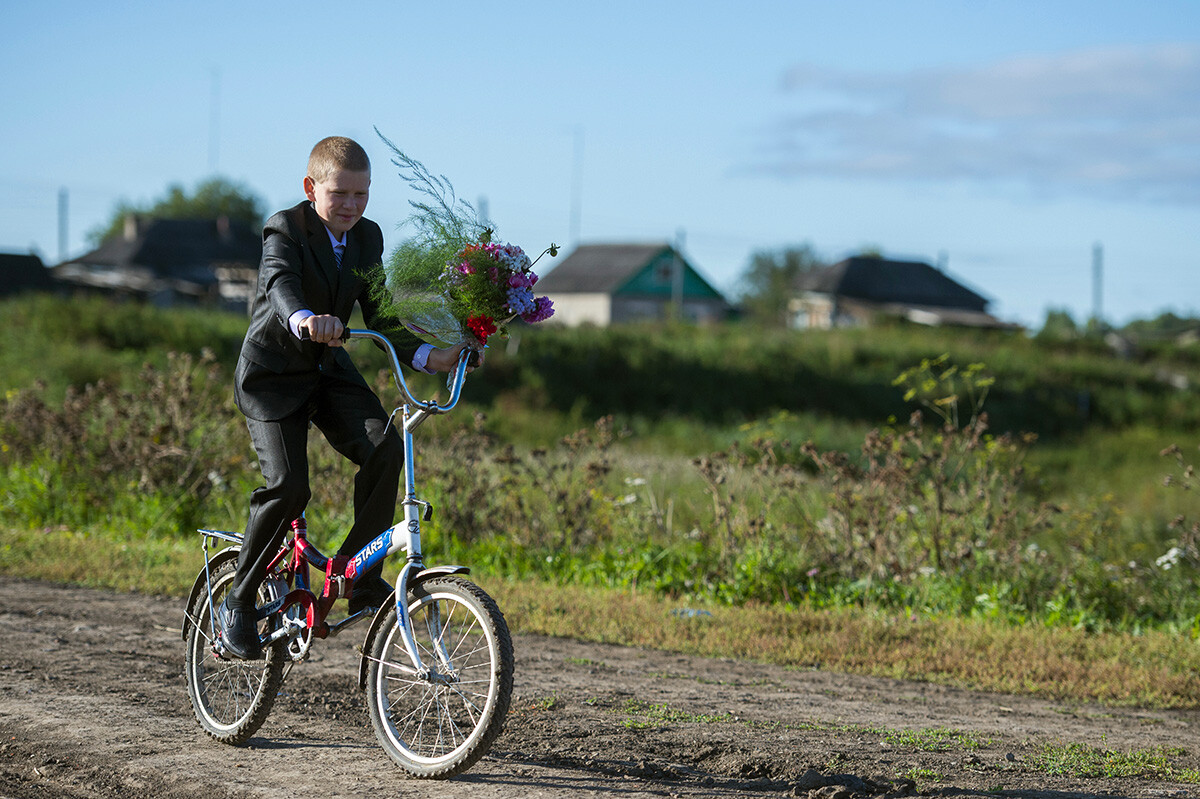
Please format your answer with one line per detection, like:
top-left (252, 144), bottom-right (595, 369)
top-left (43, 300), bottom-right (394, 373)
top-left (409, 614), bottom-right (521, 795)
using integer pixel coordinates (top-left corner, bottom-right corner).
top-left (654, 259), bottom-right (676, 285)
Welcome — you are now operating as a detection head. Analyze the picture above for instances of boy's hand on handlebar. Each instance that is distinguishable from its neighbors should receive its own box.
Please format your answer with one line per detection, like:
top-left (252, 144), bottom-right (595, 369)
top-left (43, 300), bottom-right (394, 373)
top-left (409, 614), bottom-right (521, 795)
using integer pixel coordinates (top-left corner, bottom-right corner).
top-left (426, 343), bottom-right (484, 373)
top-left (300, 315), bottom-right (345, 346)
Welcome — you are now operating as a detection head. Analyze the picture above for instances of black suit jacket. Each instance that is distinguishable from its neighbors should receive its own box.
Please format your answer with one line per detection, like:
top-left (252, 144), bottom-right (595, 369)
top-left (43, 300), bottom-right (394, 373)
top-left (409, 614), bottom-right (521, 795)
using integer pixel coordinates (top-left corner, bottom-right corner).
top-left (234, 201), bottom-right (421, 421)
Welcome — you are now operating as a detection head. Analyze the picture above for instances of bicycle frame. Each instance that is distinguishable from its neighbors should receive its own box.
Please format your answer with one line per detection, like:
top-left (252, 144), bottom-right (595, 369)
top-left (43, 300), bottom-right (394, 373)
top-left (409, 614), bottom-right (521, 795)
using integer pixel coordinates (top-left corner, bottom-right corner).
top-left (193, 329), bottom-right (475, 678)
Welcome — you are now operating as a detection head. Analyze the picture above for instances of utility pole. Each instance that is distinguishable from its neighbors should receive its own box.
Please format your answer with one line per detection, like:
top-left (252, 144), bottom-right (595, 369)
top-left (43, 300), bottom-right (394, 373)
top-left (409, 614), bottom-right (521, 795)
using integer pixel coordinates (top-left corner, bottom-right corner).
top-left (672, 229), bottom-right (686, 321)
top-left (1092, 241), bottom-right (1104, 330)
top-left (57, 187), bottom-right (68, 263)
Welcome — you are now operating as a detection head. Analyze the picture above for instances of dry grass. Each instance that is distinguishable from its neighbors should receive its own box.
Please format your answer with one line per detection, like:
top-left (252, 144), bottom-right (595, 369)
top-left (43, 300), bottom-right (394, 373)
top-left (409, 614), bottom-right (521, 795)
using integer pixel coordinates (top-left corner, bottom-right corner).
top-left (487, 579), bottom-right (1200, 709)
top-left (4, 528), bottom-right (1199, 709)
top-left (0, 527), bottom-right (198, 597)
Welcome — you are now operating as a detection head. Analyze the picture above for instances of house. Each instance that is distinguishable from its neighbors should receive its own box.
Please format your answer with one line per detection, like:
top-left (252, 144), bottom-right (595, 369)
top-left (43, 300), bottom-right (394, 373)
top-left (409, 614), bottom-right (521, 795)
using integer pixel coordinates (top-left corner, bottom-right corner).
top-left (0, 252), bottom-right (55, 297)
top-left (791, 256), bottom-right (1016, 330)
top-left (536, 243), bottom-right (730, 326)
top-left (53, 215), bottom-right (261, 311)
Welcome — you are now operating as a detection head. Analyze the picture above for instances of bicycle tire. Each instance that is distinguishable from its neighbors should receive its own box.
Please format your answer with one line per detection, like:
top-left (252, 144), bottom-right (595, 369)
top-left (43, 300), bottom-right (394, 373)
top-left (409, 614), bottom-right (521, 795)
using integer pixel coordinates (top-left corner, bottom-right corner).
top-left (184, 558), bottom-right (286, 745)
top-left (365, 576), bottom-right (514, 778)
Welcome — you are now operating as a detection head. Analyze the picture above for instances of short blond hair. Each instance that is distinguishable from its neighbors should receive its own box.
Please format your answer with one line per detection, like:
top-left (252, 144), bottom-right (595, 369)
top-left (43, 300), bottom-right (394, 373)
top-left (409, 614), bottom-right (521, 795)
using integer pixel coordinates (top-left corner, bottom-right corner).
top-left (307, 136), bottom-right (370, 183)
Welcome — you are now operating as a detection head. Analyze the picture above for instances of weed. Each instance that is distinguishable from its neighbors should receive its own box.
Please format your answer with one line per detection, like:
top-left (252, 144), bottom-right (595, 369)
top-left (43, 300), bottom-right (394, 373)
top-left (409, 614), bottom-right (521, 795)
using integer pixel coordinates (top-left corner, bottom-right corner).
top-left (529, 695), bottom-right (559, 712)
top-left (619, 699), bottom-right (732, 728)
top-left (900, 766), bottom-right (945, 784)
top-left (1031, 741), bottom-right (1198, 781)
top-left (564, 657), bottom-right (607, 668)
top-left (882, 728), bottom-right (989, 752)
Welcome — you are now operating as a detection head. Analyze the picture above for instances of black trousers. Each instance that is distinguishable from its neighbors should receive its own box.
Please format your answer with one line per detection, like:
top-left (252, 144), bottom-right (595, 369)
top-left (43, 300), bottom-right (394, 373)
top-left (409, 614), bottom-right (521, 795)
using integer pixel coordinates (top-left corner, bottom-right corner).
top-left (229, 375), bottom-right (403, 607)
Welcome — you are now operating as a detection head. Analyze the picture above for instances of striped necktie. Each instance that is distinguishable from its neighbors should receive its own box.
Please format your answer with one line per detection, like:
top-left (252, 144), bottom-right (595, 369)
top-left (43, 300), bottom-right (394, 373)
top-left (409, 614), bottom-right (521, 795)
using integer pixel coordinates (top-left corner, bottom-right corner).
top-left (334, 244), bottom-right (344, 269)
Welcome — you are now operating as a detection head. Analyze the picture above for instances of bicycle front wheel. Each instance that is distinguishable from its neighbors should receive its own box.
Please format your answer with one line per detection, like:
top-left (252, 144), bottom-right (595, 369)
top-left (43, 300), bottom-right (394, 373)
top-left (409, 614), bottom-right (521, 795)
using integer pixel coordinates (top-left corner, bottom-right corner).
top-left (184, 558), bottom-right (286, 744)
top-left (366, 576), bottom-right (514, 778)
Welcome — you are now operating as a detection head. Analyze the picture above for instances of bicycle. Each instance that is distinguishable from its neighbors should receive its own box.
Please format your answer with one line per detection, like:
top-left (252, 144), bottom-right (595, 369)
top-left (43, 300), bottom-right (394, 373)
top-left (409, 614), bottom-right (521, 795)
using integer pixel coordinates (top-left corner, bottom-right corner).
top-left (181, 329), bottom-right (513, 778)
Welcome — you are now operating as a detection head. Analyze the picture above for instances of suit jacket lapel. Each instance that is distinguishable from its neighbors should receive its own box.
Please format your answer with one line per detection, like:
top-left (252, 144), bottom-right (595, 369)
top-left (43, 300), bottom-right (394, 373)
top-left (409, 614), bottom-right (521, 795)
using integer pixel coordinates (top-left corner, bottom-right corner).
top-left (302, 203), bottom-right (340, 303)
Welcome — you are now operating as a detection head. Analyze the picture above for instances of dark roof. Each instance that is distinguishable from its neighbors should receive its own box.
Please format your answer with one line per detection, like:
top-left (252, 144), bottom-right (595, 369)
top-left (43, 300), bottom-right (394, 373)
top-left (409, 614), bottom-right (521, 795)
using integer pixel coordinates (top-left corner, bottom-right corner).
top-left (0, 253), bottom-right (54, 294)
top-left (799, 257), bottom-right (989, 312)
top-left (62, 217), bottom-right (261, 284)
top-left (537, 243), bottom-right (672, 293)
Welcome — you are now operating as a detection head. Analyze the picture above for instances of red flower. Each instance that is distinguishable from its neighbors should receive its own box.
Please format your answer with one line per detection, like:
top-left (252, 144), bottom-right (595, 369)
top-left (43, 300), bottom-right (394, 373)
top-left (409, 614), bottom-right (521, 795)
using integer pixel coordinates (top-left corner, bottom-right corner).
top-left (466, 315), bottom-right (497, 345)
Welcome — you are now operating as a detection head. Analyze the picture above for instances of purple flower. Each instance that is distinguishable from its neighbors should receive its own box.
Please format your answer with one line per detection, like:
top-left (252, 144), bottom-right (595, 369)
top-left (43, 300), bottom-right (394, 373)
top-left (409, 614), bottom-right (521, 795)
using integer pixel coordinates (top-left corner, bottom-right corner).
top-left (521, 296), bottom-right (554, 323)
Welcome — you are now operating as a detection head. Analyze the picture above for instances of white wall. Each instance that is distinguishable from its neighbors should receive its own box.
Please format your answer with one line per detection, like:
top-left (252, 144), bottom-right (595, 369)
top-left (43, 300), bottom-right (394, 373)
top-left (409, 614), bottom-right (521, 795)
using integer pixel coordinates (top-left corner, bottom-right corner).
top-left (543, 293), bottom-right (612, 326)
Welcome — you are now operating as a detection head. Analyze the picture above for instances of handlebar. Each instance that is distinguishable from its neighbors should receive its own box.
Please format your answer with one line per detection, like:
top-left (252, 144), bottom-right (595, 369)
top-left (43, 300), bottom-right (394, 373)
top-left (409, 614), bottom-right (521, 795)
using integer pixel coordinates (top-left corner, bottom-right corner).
top-left (345, 329), bottom-right (472, 415)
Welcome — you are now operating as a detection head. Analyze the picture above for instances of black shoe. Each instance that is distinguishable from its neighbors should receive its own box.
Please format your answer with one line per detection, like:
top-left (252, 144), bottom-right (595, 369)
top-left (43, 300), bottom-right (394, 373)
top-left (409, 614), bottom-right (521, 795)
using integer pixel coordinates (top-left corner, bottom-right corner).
top-left (217, 598), bottom-right (263, 660)
top-left (348, 576), bottom-right (394, 615)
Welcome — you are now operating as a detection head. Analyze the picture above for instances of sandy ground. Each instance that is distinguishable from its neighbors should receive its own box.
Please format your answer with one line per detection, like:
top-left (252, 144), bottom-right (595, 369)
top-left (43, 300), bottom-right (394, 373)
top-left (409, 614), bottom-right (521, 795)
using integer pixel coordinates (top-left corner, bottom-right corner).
top-left (2, 576), bottom-right (1199, 798)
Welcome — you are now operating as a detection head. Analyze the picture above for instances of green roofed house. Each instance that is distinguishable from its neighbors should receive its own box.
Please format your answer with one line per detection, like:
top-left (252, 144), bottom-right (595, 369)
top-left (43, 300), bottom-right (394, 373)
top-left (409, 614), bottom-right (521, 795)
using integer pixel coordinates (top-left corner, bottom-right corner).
top-left (536, 243), bottom-right (730, 326)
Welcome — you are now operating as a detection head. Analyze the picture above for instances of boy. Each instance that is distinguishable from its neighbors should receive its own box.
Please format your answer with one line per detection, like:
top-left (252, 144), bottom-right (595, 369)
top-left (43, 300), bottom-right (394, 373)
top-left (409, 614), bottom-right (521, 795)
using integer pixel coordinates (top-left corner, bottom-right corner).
top-left (220, 136), bottom-right (473, 660)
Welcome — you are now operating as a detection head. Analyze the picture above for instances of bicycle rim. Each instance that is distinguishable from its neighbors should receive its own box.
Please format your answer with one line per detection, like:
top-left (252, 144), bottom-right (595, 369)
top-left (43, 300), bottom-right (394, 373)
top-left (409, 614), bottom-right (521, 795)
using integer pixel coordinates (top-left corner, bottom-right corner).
top-left (184, 560), bottom-right (285, 744)
top-left (367, 576), bottom-right (514, 778)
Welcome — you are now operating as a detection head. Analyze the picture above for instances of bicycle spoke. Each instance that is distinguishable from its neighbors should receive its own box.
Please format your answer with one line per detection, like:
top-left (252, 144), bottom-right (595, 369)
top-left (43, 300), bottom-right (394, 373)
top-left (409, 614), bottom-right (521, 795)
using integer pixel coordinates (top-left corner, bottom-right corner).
top-left (185, 562), bottom-right (285, 743)
top-left (367, 578), bottom-right (512, 776)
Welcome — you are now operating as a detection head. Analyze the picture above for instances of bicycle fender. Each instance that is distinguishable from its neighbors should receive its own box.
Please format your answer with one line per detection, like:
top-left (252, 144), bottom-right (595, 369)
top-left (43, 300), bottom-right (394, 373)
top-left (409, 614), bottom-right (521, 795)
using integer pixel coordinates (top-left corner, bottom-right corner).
top-left (181, 546), bottom-right (241, 641)
top-left (356, 565), bottom-right (470, 691)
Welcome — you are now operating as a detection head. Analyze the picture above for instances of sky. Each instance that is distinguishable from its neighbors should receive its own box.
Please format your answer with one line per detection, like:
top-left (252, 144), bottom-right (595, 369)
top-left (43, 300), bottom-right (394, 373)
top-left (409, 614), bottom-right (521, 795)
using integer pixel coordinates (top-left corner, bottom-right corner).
top-left (2, 0), bottom-right (1198, 329)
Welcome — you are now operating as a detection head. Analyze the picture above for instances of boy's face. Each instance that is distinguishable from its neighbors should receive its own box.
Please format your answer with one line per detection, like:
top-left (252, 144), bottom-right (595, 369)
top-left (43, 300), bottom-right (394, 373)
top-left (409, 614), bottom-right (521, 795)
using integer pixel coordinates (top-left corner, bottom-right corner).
top-left (304, 168), bottom-right (370, 235)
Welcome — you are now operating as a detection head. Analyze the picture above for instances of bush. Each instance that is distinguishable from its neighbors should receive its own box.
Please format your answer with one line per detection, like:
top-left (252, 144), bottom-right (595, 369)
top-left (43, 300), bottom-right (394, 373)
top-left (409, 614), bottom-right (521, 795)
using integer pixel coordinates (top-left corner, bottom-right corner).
top-left (0, 350), bottom-right (249, 533)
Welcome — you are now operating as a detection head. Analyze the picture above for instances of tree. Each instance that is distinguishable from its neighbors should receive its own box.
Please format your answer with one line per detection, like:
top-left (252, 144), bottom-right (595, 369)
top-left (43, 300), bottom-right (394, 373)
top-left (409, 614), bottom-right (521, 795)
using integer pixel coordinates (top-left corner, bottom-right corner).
top-left (1121, 311), bottom-right (1200, 341)
top-left (88, 177), bottom-right (266, 245)
top-left (1036, 308), bottom-right (1079, 342)
top-left (738, 244), bottom-right (825, 327)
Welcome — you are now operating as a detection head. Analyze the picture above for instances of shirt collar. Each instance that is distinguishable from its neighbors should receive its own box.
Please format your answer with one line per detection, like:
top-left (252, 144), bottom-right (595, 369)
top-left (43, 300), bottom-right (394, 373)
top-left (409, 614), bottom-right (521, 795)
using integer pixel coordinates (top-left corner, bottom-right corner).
top-left (324, 225), bottom-right (347, 249)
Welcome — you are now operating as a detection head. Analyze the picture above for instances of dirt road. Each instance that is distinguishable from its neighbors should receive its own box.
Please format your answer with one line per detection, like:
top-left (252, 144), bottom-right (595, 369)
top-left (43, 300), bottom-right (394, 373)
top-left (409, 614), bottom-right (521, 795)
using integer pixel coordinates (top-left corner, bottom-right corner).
top-left (1, 577), bottom-right (1198, 798)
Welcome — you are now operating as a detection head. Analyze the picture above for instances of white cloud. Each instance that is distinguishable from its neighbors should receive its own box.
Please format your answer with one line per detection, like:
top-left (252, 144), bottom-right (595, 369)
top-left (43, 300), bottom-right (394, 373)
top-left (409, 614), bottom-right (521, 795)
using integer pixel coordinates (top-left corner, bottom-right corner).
top-left (757, 44), bottom-right (1200, 203)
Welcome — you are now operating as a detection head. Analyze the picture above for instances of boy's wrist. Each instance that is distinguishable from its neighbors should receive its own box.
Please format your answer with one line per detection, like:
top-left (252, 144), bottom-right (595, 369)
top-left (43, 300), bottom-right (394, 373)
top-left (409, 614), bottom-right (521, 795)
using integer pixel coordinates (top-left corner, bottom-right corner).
top-left (289, 309), bottom-right (314, 339)
top-left (412, 344), bottom-right (436, 374)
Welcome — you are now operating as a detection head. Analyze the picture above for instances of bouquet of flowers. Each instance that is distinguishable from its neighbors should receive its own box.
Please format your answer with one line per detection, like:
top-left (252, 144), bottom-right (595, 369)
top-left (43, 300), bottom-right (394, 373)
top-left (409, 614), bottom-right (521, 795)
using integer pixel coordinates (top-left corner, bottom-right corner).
top-left (370, 130), bottom-right (557, 347)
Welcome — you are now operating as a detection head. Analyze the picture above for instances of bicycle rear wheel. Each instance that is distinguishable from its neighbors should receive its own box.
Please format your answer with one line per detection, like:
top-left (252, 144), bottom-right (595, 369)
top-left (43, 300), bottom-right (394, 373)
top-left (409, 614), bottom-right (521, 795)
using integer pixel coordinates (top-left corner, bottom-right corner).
top-left (184, 558), bottom-right (286, 744)
top-left (366, 576), bottom-right (514, 778)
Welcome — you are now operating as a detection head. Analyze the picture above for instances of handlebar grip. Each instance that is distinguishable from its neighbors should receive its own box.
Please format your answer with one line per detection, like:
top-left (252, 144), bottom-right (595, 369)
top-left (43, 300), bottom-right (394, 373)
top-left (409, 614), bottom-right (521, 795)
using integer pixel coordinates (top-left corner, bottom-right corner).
top-left (298, 327), bottom-right (350, 343)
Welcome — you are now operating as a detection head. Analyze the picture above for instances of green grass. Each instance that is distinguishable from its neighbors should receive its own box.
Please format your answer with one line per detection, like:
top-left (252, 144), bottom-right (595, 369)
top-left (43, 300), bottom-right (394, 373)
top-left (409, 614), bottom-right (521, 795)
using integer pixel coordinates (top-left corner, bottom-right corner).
top-left (899, 767), bottom-right (946, 784)
top-left (881, 728), bottom-right (988, 752)
top-left (6, 295), bottom-right (1200, 708)
top-left (619, 699), bottom-right (734, 728)
top-left (1031, 741), bottom-right (1200, 782)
